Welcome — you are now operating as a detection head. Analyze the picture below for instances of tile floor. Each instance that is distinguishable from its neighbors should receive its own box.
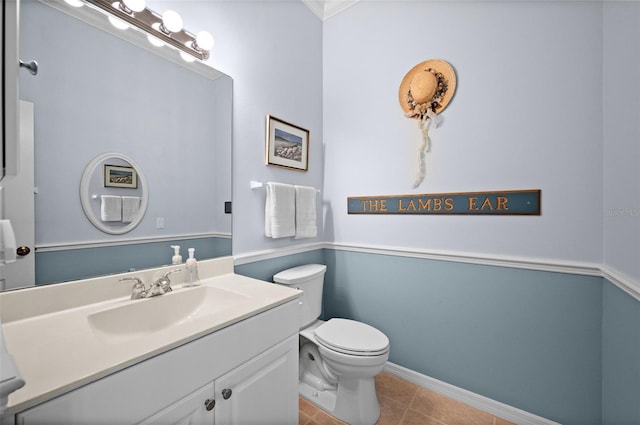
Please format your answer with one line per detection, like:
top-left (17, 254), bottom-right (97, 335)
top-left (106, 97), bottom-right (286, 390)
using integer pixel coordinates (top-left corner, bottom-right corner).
top-left (299, 372), bottom-right (516, 425)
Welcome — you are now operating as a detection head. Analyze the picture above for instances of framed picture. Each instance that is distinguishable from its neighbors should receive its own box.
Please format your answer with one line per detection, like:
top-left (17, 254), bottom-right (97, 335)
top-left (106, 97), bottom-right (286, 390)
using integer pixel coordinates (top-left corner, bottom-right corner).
top-left (266, 115), bottom-right (309, 171)
top-left (104, 164), bottom-right (138, 188)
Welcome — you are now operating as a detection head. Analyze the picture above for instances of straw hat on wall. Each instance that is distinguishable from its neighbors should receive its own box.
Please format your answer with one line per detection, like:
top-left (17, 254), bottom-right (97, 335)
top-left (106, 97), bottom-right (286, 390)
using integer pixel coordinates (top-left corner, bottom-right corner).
top-left (399, 59), bottom-right (456, 120)
top-left (399, 59), bottom-right (457, 188)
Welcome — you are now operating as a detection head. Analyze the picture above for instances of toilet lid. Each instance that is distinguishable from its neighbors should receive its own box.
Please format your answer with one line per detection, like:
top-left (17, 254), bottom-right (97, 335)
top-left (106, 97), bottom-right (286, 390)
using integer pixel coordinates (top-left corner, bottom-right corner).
top-left (314, 318), bottom-right (389, 356)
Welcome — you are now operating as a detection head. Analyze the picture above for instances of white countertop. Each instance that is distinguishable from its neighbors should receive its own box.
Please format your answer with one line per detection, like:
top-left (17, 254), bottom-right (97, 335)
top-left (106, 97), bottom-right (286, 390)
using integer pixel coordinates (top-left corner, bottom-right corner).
top-left (0, 257), bottom-right (300, 414)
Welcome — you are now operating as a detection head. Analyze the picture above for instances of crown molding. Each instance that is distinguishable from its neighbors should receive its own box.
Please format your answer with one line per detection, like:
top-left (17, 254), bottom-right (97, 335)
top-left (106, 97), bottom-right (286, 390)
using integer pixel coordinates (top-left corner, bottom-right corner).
top-left (301, 0), bottom-right (360, 21)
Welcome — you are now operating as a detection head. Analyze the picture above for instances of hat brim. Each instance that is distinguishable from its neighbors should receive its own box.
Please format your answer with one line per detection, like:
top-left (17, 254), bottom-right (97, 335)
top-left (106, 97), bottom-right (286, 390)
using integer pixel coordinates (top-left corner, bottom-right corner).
top-left (399, 59), bottom-right (457, 117)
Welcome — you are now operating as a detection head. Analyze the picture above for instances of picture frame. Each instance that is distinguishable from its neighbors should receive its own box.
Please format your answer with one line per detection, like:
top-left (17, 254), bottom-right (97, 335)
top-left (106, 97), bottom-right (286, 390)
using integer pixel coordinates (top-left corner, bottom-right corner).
top-left (266, 115), bottom-right (309, 171)
top-left (104, 164), bottom-right (138, 189)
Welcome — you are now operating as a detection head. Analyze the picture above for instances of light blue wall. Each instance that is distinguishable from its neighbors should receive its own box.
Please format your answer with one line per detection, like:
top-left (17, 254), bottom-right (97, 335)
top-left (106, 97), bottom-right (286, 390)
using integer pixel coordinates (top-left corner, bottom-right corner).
top-left (603, 1), bottom-right (640, 282)
top-left (20, 2), bottom-right (232, 246)
top-left (323, 250), bottom-right (602, 424)
top-left (322, 0), bottom-right (603, 264)
top-left (234, 250), bottom-right (325, 284)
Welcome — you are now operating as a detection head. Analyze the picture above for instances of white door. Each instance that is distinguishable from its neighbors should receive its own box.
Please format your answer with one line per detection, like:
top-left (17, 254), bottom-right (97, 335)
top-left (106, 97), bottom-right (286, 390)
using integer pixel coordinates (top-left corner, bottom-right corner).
top-left (214, 335), bottom-right (299, 425)
top-left (1, 100), bottom-right (35, 290)
top-left (137, 383), bottom-right (216, 425)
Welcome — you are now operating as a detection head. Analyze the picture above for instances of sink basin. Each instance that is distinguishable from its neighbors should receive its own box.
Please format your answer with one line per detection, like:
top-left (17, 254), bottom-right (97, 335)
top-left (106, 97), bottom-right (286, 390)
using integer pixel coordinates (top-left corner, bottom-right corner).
top-left (88, 285), bottom-right (248, 342)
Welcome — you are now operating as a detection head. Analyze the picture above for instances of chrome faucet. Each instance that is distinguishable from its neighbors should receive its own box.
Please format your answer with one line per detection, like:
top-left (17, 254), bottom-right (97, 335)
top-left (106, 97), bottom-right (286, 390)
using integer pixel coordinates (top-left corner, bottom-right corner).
top-left (120, 268), bottom-right (181, 300)
top-left (120, 277), bottom-right (148, 300)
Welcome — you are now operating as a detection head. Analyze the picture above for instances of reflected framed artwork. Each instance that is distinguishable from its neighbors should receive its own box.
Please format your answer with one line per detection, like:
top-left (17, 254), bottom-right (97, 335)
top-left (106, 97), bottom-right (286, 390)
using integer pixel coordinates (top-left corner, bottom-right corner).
top-left (104, 164), bottom-right (138, 189)
top-left (266, 115), bottom-right (309, 171)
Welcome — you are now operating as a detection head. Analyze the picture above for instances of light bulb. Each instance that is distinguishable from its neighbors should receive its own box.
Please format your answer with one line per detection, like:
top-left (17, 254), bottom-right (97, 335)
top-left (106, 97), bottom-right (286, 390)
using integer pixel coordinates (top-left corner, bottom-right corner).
top-left (195, 31), bottom-right (214, 51)
top-left (147, 34), bottom-right (164, 47)
top-left (161, 10), bottom-right (183, 33)
top-left (108, 15), bottom-right (129, 30)
top-left (180, 51), bottom-right (196, 63)
top-left (122, 0), bottom-right (145, 12)
top-left (64, 0), bottom-right (84, 7)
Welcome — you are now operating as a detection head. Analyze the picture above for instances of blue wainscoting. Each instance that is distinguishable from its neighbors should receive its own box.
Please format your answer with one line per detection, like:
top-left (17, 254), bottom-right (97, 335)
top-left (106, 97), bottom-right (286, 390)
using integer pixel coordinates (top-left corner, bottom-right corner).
top-left (323, 249), bottom-right (603, 424)
top-left (602, 280), bottom-right (640, 424)
top-left (36, 236), bottom-right (231, 285)
top-left (234, 250), bottom-right (325, 285)
top-left (234, 248), bottom-right (632, 424)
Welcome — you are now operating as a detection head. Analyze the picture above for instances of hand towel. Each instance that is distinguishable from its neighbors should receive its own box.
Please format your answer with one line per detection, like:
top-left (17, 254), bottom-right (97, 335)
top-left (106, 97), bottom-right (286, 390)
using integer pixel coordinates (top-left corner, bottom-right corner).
top-left (265, 182), bottom-right (295, 238)
top-left (122, 196), bottom-right (141, 223)
top-left (100, 195), bottom-right (122, 222)
top-left (294, 185), bottom-right (317, 239)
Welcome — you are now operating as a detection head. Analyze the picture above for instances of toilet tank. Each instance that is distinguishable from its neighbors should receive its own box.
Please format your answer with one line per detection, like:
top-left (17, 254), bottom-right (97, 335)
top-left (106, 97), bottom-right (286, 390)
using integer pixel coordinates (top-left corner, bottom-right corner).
top-left (273, 264), bottom-right (327, 328)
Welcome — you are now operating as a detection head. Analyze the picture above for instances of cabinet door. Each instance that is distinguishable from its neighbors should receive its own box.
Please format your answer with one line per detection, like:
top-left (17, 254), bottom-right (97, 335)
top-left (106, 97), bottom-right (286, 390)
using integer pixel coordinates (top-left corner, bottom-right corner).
top-left (138, 383), bottom-right (215, 425)
top-left (214, 335), bottom-right (298, 425)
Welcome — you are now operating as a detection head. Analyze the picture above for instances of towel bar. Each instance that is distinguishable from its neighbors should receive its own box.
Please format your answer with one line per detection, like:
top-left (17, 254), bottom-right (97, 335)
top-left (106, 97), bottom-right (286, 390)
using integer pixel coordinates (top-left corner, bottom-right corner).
top-left (250, 181), bottom-right (319, 192)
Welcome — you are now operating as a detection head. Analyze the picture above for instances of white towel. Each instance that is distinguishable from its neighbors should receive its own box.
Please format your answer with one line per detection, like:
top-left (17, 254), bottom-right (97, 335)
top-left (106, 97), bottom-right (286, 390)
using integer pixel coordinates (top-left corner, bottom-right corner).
top-left (122, 196), bottom-right (141, 223)
top-left (294, 185), bottom-right (317, 239)
top-left (265, 182), bottom-right (295, 238)
top-left (100, 195), bottom-right (122, 222)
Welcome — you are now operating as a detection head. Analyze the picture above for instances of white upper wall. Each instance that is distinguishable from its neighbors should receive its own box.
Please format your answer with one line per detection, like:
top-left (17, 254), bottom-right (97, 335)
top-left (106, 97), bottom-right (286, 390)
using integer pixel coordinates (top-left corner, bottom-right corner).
top-left (323, 0), bottom-right (604, 264)
top-left (603, 2), bottom-right (640, 282)
top-left (150, 0), bottom-right (324, 256)
top-left (154, 0), bottom-right (638, 284)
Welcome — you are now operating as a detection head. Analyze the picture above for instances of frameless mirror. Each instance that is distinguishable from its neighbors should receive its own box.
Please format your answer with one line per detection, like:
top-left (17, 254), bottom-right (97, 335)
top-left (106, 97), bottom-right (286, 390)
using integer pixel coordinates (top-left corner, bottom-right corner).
top-left (1, 0), bottom-right (232, 290)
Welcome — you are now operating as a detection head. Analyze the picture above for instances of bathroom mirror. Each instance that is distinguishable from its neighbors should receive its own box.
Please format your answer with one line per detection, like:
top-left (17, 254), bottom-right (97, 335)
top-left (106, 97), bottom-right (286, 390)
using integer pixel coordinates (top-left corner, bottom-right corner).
top-left (1, 0), bottom-right (232, 290)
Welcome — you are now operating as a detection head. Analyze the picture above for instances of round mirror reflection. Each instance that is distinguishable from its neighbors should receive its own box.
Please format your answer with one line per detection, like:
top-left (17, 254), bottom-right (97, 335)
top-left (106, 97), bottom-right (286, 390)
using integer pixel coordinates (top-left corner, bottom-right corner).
top-left (80, 152), bottom-right (148, 234)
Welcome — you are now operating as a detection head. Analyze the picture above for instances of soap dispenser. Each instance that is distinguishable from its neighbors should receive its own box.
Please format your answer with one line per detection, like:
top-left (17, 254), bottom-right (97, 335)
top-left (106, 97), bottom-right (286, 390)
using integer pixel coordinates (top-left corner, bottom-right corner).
top-left (183, 248), bottom-right (201, 287)
top-left (171, 245), bottom-right (182, 265)
top-left (170, 245), bottom-right (184, 286)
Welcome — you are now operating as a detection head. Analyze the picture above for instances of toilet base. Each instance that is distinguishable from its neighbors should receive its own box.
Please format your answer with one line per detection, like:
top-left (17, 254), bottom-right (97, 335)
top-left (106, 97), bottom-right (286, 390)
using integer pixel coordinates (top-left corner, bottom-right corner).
top-left (298, 376), bottom-right (381, 425)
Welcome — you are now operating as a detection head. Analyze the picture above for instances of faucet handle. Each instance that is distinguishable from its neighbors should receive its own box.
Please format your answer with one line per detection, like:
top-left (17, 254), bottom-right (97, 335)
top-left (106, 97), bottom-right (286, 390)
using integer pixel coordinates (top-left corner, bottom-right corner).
top-left (163, 268), bottom-right (181, 279)
top-left (120, 277), bottom-right (147, 299)
top-left (156, 268), bottom-right (181, 293)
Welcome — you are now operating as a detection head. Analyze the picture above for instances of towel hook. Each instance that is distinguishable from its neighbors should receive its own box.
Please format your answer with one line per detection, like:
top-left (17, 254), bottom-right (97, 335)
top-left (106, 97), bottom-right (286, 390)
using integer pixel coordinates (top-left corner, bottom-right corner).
top-left (19, 59), bottom-right (38, 76)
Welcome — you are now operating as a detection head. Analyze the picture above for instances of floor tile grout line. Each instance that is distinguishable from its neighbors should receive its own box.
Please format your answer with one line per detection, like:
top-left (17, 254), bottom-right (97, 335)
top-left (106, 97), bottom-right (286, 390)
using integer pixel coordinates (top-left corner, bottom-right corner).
top-left (399, 385), bottom-right (419, 425)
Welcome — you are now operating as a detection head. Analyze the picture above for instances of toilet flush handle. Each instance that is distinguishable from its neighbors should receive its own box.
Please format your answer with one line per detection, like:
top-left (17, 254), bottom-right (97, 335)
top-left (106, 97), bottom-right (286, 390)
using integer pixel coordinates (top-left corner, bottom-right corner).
top-left (296, 286), bottom-right (303, 305)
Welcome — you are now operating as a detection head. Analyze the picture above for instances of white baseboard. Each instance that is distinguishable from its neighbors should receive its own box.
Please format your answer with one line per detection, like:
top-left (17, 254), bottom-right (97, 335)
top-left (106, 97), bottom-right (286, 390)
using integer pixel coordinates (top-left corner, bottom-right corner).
top-left (383, 362), bottom-right (560, 425)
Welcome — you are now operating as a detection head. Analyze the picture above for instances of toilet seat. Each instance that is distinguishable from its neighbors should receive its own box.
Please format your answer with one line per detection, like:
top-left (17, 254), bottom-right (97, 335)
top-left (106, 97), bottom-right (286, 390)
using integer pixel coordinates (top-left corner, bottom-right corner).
top-left (314, 318), bottom-right (389, 356)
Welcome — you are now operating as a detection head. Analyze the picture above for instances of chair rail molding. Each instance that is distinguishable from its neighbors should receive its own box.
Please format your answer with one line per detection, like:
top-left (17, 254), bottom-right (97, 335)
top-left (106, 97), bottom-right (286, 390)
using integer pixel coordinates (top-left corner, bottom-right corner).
top-left (234, 242), bottom-right (640, 301)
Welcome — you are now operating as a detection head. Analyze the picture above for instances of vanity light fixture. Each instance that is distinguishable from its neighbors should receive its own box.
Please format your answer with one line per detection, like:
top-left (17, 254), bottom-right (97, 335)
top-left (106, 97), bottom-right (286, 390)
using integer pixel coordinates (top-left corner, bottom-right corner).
top-left (64, 0), bottom-right (85, 7)
top-left (84, 0), bottom-right (214, 60)
top-left (119, 0), bottom-right (145, 13)
top-left (160, 10), bottom-right (183, 34)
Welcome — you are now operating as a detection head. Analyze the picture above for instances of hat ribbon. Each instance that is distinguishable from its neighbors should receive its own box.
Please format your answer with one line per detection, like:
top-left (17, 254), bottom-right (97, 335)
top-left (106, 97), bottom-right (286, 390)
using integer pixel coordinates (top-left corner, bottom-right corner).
top-left (412, 109), bottom-right (438, 188)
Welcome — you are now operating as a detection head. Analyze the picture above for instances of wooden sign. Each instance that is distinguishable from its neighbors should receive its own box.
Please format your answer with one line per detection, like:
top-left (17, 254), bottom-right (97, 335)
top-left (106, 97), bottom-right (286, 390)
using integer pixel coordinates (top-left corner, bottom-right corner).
top-left (348, 189), bottom-right (540, 215)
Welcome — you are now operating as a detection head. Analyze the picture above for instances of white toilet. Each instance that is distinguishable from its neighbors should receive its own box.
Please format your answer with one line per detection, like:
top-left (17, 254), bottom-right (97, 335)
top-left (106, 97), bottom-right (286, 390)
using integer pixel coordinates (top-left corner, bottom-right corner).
top-left (273, 264), bottom-right (390, 425)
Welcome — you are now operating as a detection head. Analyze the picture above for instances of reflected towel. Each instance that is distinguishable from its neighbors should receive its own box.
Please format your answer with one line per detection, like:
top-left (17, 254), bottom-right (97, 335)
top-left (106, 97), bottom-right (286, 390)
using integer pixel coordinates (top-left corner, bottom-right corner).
top-left (294, 185), bottom-right (317, 239)
top-left (100, 195), bottom-right (122, 222)
top-left (122, 196), bottom-right (140, 223)
top-left (265, 182), bottom-right (295, 238)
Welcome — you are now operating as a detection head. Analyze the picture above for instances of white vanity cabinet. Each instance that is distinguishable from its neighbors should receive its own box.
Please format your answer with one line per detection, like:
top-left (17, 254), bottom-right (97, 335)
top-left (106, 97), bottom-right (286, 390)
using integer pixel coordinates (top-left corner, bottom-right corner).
top-left (12, 299), bottom-right (299, 425)
top-left (213, 334), bottom-right (298, 424)
top-left (139, 383), bottom-right (215, 425)
top-left (139, 337), bottom-right (299, 425)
